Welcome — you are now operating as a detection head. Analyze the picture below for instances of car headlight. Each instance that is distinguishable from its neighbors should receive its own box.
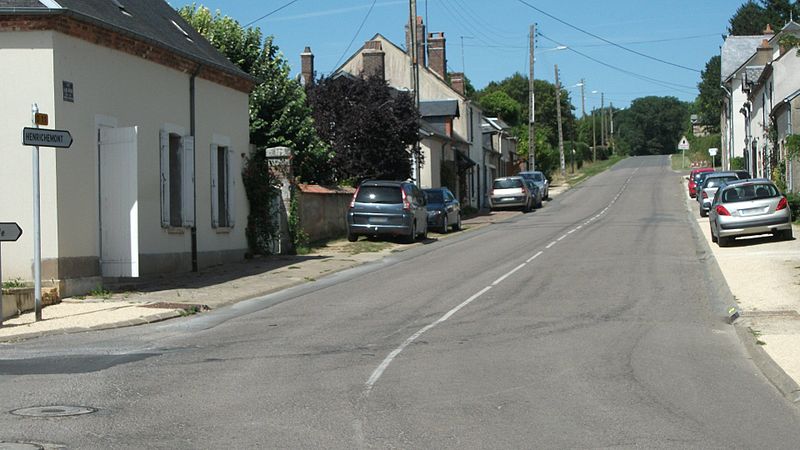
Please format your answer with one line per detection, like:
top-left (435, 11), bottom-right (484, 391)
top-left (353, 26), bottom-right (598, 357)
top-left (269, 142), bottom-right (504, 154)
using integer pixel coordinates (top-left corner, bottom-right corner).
top-left (428, 210), bottom-right (442, 216)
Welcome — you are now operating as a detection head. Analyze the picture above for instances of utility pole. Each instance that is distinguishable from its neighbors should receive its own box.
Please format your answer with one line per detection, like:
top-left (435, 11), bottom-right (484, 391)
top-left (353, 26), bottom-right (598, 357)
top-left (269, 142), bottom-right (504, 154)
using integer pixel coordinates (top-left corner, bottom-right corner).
top-left (592, 108), bottom-right (597, 162)
top-left (409, 0), bottom-right (421, 186)
top-left (555, 64), bottom-right (566, 178)
top-left (600, 92), bottom-right (606, 154)
top-left (580, 78), bottom-right (586, 118)
top-left (528, 24), bottom-right (536, 171)
top-left (609, 101), bottom-right (615, 155)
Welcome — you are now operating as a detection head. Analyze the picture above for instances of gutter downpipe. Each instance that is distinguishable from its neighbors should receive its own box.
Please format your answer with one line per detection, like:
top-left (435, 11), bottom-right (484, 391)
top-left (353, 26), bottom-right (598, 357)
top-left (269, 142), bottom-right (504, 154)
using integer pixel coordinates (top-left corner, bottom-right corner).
top-left (721, 83), bottom-right (733, 170)
top-left (190, 64), bottom-right (202, 272)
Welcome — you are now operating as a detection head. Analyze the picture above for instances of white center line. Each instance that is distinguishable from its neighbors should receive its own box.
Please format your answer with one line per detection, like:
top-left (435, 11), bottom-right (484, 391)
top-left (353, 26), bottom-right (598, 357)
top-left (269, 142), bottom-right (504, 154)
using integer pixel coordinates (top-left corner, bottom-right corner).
top-left (546, 241), bottom-right (557, 249)
top-left (492, 263), bottom-right (526, 286)
top-left (526, 251), bottom-right (544, 263)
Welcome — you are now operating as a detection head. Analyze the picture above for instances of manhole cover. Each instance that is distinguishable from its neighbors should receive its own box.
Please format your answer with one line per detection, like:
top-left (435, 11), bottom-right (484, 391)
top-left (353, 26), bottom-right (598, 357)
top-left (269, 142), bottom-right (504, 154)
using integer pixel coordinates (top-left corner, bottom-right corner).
top-left (10, 406), bottom-right (96, 418)
top-left (0, 443), bottom-right (43, 449)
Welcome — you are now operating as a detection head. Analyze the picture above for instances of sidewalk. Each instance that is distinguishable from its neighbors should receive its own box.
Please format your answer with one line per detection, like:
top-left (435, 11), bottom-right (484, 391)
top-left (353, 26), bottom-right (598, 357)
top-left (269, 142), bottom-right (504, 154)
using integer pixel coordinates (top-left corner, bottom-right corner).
top-left (0, 183), bottom-right (569, 343)
top-left (685, 178), bottom-right (800, 401)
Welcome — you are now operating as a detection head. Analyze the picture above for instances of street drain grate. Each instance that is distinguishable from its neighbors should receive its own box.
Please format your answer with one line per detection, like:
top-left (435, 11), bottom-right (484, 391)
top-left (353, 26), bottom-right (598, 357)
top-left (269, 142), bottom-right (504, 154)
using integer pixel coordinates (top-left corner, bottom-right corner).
top-left (10, 406), bottom-right (96, 418)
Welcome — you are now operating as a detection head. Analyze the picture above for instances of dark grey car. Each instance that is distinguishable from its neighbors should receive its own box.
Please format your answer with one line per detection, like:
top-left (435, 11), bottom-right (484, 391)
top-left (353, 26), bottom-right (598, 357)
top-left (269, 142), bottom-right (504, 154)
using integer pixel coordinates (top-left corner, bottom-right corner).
top-left (346, 180), bottom-right (428, 243)
top-left (518, 170), bottom-right (549, 200)
top-left (423, 187), bottom-right (461, 233)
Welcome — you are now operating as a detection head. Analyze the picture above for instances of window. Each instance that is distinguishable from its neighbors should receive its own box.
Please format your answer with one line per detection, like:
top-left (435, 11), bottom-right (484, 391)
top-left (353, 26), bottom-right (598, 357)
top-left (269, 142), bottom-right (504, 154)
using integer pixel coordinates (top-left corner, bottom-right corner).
top-left (211, 139), bottom-right (236, 229)
top-left (160, 127), bottom-right (194, 228)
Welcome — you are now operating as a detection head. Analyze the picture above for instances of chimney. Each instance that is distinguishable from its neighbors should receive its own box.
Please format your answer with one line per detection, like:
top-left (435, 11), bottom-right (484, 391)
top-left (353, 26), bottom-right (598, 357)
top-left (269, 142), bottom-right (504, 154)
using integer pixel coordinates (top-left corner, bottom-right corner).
top-left (450, 72), bottom-right (465, 96)
top-left (405, 16), bottom-right (426, 66)
top-left (763, 23), bottom-right (774, 35)
top-left (362, 40), bottom-right (385, 80)
top-left (300, 46), bottom-right (314, 86)
top-left (754, 38), bottom-right (773, 65)
top-left (427, 31), bottom-right (447, 79)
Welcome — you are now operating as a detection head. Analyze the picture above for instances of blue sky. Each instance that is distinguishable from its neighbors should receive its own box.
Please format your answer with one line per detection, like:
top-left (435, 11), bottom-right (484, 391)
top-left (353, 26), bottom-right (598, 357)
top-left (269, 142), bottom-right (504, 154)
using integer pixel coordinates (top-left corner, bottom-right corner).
top-left (175, 0), bottom-right (746, 112)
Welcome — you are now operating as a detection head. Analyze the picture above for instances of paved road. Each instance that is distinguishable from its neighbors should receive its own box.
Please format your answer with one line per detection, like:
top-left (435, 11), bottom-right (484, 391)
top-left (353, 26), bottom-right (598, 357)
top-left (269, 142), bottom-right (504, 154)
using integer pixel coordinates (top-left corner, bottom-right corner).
top-left (1, 156), bottom-right (799, 449)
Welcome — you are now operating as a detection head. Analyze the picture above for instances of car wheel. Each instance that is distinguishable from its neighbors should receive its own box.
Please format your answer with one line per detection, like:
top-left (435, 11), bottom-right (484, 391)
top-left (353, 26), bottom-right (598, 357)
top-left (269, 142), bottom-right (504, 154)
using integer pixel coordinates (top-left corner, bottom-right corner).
top-left (347, 231), bottom-right (358, 242)
top-left (537, 196), bottom-right (543, 209)
top-left (710, 225), bottom-right (717, 243)
top-left (403, 223), bottom-right (416, 244)
top-left (699, 208), bottom-right (707, 218)
top-left (718, 235), bottom-right (731, 247)
top-left (776, 228), bottom-right (793, 241)
top-left (453, 213), bottom-right (462, 231)
top-left (441, 215), bottom-right (449, 234)
top-left (418, 222), bottom-right (427, 241)
top-left (522, 201), bottom-right (531, 213)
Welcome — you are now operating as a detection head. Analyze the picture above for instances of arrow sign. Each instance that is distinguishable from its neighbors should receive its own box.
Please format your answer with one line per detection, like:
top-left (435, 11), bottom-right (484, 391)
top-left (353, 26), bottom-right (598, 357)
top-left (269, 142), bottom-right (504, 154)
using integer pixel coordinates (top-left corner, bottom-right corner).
top-left (22, 127), bottom-right (72, 148)
top-left (0, 222), bottom-right (23, 242)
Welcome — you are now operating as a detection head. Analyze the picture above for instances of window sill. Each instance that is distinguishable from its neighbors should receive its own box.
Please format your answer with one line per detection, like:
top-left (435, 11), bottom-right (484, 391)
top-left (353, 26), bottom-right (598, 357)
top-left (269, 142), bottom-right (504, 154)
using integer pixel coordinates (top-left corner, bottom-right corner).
top-left (214, 227), bottom-right (233, 234)
top-left (165, 227), bottom-right (186, 234)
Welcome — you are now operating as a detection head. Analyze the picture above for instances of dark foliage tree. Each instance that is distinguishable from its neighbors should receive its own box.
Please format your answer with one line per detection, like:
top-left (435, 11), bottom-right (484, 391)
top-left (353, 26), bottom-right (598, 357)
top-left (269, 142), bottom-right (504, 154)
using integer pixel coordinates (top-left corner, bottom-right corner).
top-left (729, 0), bottom-right (800, 35)
top-left (615, 96), bottom-right (689, 156)
top-left (696, 55), bottom-right (722, 133)
top-left (306, 76), bottom-right (420, 184)
top-left (479, 90), bottom-right (522, 125)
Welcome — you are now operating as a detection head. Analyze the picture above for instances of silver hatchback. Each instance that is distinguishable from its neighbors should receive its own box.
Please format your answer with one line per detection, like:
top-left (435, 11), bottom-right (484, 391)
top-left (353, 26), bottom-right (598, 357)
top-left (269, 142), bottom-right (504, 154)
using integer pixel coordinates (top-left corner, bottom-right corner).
top-left (489, 176), bottom-right (532, 212)
top-left (708, 179), bottom-right (793, 246)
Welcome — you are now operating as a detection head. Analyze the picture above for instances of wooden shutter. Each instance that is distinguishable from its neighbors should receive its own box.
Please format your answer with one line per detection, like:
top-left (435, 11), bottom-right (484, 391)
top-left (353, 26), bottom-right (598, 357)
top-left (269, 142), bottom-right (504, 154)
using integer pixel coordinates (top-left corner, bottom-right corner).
top-left (210, 144), bottom-right (219, 228)
top-left (227, 147), bottom-right (236, 228)
top-left (159, 130), bottom-right (170, 228)
top-left (181, 135), bottom-right (195, 227)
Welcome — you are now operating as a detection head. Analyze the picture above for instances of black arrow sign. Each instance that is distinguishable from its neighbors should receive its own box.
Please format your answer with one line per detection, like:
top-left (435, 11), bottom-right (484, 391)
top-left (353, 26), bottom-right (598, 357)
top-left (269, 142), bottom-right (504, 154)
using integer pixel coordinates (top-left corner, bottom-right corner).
top-left (0, 222), bottom-right (23, 242)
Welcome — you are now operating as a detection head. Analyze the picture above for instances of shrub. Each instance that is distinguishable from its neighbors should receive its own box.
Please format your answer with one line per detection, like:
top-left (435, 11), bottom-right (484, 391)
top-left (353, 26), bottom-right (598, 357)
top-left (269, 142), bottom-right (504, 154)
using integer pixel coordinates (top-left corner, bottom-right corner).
top-left (786, 192), bottom-right (800, 222)
top-left (730, 156), bottom-right (745, 170)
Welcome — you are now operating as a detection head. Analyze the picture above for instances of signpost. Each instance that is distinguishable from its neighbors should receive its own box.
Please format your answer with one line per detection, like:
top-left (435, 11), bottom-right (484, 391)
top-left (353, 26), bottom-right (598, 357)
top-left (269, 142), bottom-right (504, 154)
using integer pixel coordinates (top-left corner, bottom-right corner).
top-left (22, 105), bottom-right (72, 321)
top-left (678, 136), bottom-right (690, 169)
top-left (0, 222), bottom-right (23, 326)
top-left (709, 147), bottom-right (718, 169)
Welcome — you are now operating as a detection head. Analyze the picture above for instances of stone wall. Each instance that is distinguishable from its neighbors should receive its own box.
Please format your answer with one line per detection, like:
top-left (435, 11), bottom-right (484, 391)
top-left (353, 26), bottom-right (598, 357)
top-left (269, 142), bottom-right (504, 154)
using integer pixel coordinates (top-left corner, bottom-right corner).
top-left (297, 185), bottom-right (355, 243)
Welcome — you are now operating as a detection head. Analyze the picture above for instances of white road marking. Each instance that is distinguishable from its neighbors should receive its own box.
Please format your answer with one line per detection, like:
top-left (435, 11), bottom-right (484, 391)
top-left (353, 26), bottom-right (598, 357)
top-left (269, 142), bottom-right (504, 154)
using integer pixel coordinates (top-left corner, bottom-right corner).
top-left (557, 234), bottom-right (567, 241)
top-left (546, 241), bottom-right (556, 249)
top-left (526, 251), bottom-right (544, 263)
top-left (364, 285), bottom-right (493, 394)
top-left (493, 263), bottom-right (526, 286)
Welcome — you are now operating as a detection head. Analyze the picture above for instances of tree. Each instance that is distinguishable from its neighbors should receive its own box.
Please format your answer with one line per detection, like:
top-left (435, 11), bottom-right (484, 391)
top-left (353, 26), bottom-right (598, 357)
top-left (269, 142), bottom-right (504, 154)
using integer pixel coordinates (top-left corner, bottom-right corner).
top-left (728, 0), bottom-right (800, 35)
top-left (479, 91), bottom-right (522, 125)
top-left (178, 5), bottom-right (329, 183)
top-left (178, 5), bottom-right (330, 254)
top-left (696, 55), bottom-right (722, 133)
top-left (306, 76), bottom-right (420, 184)
top-left (615, 97), bottom-right (689, 156)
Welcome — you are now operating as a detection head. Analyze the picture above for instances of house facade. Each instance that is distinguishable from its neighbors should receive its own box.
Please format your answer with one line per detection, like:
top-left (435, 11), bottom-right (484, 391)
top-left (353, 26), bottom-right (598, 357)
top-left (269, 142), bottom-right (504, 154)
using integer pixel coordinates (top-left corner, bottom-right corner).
top-left (0, 1), bottom-right (253, 294)
top-left (329, 19), bottom-right (493, 210)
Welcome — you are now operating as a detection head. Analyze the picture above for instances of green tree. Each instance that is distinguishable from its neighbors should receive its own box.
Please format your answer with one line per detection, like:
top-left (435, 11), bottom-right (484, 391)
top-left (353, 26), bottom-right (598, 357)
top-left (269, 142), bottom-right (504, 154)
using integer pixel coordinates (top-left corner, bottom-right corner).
top-left (729, 0), bottom-right (800, 35)
top-left (696, 55), bottom-right (722, 133)
top-left (306, 76), bottom-right (420, 184)
top-left (615, 96), bottom-right (689, 155)
top-left (479, 90), bottom-right (522, 125)
top-left (178, 5), bottom-right (330, 254)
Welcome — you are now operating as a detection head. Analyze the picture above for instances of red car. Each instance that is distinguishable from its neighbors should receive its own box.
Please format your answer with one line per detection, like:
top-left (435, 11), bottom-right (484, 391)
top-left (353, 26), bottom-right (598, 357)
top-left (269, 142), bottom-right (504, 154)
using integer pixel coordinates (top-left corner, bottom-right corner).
top-left (688, 167), bottom-right (714, 198)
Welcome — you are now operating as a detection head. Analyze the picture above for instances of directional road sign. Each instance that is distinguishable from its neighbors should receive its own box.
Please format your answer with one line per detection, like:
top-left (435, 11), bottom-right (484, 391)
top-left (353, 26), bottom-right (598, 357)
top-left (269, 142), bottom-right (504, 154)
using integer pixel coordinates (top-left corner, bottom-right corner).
top-left (22, 127), bottom-right (72, 148)
top-left (0, 222), bottom-right (23, 242)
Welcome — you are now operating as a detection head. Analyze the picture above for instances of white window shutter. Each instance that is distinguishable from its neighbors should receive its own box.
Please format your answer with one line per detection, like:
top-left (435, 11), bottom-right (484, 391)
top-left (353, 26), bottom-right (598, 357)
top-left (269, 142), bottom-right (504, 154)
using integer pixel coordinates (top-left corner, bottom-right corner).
top-left (159, 130), bottom-right (170, 228)
top-left (182, 135), bottom-right (195, 227)
top-left (210, 144), bottom-right (219, 228)
top-left (227, 147), bottom-right (236, 228)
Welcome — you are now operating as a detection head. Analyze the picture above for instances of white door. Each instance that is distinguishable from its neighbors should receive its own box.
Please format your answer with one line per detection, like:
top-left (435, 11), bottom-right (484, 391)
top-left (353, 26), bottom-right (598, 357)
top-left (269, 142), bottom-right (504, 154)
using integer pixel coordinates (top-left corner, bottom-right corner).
top-left (99, 126), bottom-right (139, 277)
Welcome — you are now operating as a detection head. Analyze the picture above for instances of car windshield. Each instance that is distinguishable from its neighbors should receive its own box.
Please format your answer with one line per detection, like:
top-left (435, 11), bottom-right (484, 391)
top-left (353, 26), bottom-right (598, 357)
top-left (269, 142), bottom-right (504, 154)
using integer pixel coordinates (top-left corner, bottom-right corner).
top-left (356, 186), bottom-right (402, 204)
top-left (722, 184), bottom-right (779, 202)
top-left (704, 176), bottom-right (737, 189)
top-left (424, 191), bottom-right (444, 203)
top-left (493, 178), bottom-right (522, 189)
top-left (530, 173), bottom-right (544, 181)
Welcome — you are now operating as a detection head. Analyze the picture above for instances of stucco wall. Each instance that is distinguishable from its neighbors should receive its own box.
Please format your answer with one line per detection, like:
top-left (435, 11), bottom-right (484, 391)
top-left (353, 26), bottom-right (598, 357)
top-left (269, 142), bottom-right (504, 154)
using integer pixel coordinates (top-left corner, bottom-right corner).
top-left (0, 31), bottom-right (59, 279)
top-left (297, 186), bottom-right (355, 242)
top-left (0, 30), bottom-right (249, 280)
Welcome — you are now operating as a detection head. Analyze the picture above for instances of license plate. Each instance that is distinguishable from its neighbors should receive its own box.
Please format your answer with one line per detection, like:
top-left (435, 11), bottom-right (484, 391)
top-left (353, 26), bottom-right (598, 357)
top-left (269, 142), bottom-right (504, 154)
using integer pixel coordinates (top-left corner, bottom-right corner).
top-left (501, 197), bottom-right (514, 202)
top-left (370, 217), bottom-right (388, 223)
top-left (739, 207), bottom-right (766, 216)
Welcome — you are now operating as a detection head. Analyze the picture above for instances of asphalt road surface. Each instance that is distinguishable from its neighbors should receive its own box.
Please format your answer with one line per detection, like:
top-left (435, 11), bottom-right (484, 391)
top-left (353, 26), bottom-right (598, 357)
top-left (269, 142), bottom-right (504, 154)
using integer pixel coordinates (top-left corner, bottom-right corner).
top-left (2, 155), bottom-right (799, 449)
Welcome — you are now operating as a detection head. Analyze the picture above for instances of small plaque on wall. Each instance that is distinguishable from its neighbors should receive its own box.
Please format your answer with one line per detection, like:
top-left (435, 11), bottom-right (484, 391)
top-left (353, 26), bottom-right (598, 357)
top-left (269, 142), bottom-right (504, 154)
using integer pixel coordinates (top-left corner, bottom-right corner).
top-left (63, 81), bottom-right (74, 103)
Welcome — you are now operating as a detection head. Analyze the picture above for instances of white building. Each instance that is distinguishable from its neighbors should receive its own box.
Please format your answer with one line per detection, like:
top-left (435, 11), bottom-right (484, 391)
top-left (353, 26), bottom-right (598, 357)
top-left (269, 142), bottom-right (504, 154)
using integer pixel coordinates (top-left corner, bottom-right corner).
top-left (0, 1), bottom-right (253, 294)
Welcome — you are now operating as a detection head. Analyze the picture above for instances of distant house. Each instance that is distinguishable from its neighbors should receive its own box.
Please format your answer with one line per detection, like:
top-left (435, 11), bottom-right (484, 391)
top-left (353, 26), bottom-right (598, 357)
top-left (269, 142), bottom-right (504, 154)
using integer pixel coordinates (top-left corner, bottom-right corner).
top-left (482, 117), bottom-right (519, 181)
top-left (0, 1), bottom-right (254, 294)
top-left (316, 17), bottom-right (491, 209)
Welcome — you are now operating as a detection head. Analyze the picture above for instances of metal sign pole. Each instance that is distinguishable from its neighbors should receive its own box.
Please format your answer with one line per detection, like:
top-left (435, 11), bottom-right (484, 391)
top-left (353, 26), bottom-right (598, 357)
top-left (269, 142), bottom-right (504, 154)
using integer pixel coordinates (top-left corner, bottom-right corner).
top-left (32, 103), bottom-right (42, 322)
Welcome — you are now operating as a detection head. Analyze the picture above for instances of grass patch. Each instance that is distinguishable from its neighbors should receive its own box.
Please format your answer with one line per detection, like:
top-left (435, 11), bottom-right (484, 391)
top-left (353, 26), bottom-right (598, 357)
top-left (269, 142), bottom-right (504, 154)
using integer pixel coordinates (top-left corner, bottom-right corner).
top-left (749, 328), bottom-right (767, 346)
top-left (88, 285), bottom-right (113, 299)
top-left (346, 240), bottom-right (393, 255)
top-left (566, 155), bottom-right (624, 187)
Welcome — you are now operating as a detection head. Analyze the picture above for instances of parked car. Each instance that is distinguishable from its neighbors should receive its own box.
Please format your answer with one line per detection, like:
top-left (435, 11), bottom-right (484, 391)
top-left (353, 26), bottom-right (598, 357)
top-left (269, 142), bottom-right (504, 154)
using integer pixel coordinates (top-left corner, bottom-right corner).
top-left (489, 176), bottom-right (532, 212)
top-left (688, 167), bottom-right (714, 198)
top-left (698, 172), bottom-right (745, 217)
top-left (518, 170), bottom-right (549, 199)
top-left (423, 187), bottom-right (461, 233)
top-left (709, 179), bottom-right (793, 246)
top-left (346, 180), bottom-right (428, 243)
top-left (523, 179), bottom-right (543, 209)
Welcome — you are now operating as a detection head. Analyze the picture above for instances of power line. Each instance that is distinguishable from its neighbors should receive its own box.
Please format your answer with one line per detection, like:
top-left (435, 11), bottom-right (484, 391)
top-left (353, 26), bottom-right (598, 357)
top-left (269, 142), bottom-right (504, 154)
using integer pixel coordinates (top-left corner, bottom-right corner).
top-left (462, 32), bottom-right (722, 50)
top-left (516, 0), bottom-right (701, 73)
top-left (244, 0), bottom-right (301, 27)
top-left (330, 0), bottom-right (378, 73)
top-left (537, 32), bottom-right (697, 94)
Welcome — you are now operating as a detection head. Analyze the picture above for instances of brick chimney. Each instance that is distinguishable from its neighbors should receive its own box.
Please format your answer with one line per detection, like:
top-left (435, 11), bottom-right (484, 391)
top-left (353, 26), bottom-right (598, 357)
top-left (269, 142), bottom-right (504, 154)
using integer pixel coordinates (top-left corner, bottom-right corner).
top-left (405, 16), bottom-right (426, 66)
top-left (427, 32), bottom-right (447, 79)
top-left (754, 38), bottom-right (773, 65)
top-left (763, 23), bottom-right (775, 35)
top-left (450, 72), bottom-right (465, 96)
top-left (300, 46), bottom-right (314, 86)
top-left (362, 40), bottom-right (385, 80)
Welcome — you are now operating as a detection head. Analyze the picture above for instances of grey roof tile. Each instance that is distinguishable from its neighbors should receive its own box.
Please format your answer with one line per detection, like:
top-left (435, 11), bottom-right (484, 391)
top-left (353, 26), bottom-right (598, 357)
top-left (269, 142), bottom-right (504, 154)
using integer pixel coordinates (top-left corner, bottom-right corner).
top-left (419, 99), bottom-right (460, 118)
top-left (721, 35), bottom-right (768, 81)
